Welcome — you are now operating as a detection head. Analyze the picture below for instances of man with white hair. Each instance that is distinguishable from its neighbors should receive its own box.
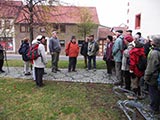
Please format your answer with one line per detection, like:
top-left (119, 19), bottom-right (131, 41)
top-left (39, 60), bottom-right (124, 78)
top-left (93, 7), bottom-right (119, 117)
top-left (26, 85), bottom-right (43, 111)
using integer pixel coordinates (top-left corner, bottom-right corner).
top-left (49, 31), bottom-right (61, 73)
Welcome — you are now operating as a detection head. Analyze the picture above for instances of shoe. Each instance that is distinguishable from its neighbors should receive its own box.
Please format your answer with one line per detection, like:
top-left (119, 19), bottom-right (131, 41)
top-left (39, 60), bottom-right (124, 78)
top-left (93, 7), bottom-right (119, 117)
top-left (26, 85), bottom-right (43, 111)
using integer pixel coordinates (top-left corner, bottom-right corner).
top-left (93, 69), bottom-right (96, 71)
top-left (24, 72), bottom-right (31, 75)
top-left (68, 70), bottom-right (71, 72)
top-left (52, 70), bottom-right (57, 73)
top-left (72, 70), bottom-right (77, 72)
top-left (0, 70), bottom-right (5, 73)
top-left (43, 72), bottom-right (47, 74)
top-left (56, 69), bottom-right (61, 72)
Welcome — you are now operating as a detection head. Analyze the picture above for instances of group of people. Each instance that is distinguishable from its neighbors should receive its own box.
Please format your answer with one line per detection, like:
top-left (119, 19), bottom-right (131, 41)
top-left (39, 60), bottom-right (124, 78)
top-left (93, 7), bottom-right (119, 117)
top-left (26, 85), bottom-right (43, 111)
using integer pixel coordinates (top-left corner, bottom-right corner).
top-left (0, 29), bottom-right (159, 114)
top-left (103, 29), bottom-right (160, 114)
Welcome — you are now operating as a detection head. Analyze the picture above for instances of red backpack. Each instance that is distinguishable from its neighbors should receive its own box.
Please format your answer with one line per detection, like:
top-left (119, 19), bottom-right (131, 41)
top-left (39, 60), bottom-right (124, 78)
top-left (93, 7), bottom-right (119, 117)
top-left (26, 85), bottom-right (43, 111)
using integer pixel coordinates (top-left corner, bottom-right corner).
top-left (27, 44), bottom-right (40, 60)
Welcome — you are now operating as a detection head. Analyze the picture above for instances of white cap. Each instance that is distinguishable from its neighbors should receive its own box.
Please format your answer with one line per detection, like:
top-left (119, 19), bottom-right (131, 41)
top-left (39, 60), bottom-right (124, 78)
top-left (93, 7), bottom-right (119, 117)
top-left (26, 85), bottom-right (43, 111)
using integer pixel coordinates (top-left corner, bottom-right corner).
top-left (32, 39), bottom-right (38, 44)
top-left (36, 35), bottom-right (42, 40)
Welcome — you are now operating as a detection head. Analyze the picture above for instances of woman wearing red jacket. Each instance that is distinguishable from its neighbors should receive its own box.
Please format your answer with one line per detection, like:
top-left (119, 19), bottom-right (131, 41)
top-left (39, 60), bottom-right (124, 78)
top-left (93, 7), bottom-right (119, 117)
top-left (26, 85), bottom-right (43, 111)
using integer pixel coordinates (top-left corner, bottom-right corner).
top-left (129, 40), bottom-right (146, 97)
top-left (65, 36), bottom-right (79, 72)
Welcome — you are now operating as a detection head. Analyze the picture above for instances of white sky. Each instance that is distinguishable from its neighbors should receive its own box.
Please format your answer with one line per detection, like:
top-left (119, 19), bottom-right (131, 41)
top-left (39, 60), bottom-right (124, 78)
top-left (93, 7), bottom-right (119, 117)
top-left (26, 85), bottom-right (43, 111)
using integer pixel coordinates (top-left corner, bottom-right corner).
top-left (61, 0), bottom-right (128, 27)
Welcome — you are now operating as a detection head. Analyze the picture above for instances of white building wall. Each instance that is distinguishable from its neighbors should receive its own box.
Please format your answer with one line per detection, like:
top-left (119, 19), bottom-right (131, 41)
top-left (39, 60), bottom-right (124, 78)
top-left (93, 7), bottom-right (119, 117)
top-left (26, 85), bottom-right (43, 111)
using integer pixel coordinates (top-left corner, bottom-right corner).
top-left (128, 0), bottom-right (160, 38)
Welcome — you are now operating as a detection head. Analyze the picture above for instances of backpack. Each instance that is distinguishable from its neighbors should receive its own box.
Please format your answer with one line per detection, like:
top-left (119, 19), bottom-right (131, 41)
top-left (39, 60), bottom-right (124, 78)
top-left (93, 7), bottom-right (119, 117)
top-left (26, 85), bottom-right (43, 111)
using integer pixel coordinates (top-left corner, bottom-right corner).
top-left (27, 44), bottom-right (40, 60)
top-left (136, 55), bottom-right (147, 71)
top-left (18, 44), bottom-right (28, 55)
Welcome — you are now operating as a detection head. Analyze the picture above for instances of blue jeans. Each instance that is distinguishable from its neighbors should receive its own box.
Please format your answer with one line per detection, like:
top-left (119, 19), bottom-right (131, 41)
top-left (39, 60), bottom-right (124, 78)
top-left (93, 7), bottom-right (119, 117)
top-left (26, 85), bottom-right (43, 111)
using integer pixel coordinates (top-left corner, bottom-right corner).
top-left (88, 56), bottom-right (96, 70)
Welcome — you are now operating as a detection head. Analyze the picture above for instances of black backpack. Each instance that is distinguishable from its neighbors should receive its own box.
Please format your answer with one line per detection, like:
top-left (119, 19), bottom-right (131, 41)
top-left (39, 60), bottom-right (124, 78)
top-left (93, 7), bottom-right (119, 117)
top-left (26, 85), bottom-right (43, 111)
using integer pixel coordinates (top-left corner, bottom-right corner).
top-left (136, 55), bottom-right (147, 71)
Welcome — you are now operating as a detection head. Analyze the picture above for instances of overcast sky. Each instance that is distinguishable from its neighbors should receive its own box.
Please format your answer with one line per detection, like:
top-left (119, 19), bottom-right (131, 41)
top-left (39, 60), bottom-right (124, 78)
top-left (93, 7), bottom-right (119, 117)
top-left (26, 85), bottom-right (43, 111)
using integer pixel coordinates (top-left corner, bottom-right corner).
top-left (61, 0), bottom-right (128, 27)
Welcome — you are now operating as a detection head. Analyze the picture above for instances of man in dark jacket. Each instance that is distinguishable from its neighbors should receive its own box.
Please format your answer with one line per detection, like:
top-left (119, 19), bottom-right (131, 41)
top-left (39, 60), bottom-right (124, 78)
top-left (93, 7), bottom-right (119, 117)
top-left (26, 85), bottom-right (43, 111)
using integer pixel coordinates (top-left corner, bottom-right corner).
top-left (0, 43), bottom-right (5, 73)
top-left (144, 35), bottom-right (160, 113)
top-left (80, 37), bottom-right (88, 68)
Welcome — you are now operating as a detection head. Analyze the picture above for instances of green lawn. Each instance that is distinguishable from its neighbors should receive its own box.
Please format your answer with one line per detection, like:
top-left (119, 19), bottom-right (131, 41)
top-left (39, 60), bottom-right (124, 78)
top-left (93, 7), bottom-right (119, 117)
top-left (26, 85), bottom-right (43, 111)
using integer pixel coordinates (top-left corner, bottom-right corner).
top-left (0, 78), bottom-right (126, 120)
top-left (4, 59), bottom-right (107, 69)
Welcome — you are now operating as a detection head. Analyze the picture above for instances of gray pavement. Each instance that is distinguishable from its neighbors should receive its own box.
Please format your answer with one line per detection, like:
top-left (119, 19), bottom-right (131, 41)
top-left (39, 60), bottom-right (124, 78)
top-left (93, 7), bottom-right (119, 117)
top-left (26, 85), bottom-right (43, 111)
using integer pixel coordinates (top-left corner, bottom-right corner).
top-left (0, 67), bottom-right (118, 84)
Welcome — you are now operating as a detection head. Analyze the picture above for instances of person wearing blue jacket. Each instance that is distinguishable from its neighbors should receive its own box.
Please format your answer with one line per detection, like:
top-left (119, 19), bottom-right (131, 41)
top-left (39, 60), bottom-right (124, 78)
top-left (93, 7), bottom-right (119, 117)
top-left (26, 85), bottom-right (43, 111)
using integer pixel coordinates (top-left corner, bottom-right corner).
top-left (112, 30), bottom-right (124, 86)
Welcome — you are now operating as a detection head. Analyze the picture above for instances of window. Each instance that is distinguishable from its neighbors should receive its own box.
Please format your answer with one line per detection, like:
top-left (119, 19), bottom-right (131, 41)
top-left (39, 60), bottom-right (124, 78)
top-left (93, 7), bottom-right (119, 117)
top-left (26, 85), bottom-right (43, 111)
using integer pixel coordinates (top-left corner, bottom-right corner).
top-left (20, 25), bottom-right (29, 32)
top-left (78, 40), bottom-right (84, 47)
top-left (53, 24), bottom-right (66, 33)
top-left (135, 14), bottom-right (141, 29)
top-left (60, 40), bottom-right (65, 47)
top-left (60, 24), bottom-right (66, 33)
top-left (0, 37), bottom-right (13, 51)
top-left (5, 20), bottom-right (10, 29)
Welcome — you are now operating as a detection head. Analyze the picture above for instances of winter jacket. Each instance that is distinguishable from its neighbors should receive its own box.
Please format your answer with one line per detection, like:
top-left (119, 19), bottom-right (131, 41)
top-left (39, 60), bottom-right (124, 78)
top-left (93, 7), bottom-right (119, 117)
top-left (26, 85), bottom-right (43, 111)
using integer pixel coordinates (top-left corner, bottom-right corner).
top-left (112, 35), bottom-right (124, 62)
top-left (105, 42), bottom-right (114, 61)
top-left (87, 41), bottom-right (99, 56)
top-left (121, 44), bottom-right (133, 71)
top-left (33, 43), bottom-right (47, 68)
top-left (65, 42), bottom-right (79, 57)
top-left (49, 37), bottom-right (61, 53)
top-left (0, 44), bottom-right (4, 60)
top-left (80, 41), bottom-right (88, 56)
top-left (129, 47), bottom-right (145, 77)
top-left (144, 48), bottom-right (160, 86)
top-left (19, 42), bottom-right (30, 61)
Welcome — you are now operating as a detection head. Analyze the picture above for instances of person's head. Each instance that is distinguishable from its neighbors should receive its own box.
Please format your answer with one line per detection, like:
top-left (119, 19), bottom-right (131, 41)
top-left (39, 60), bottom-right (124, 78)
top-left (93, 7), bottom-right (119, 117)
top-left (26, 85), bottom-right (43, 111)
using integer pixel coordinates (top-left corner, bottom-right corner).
top-left (88, 34), bottom-right (94, 41)
top-left (106, 35), bottom-right (113, 43)
top-left (126, 29), bottom-right (132, 35)
top-left (52, 31), bottom-right (57, 38)
top-left (71, 36), bottom-right (76, 43)
top-left (23, 38), bottom-right (29, 43)
top-left (135, 32), bottom-right (141, 39)
top-left (41, 36), bottom-right (47, 45)
top-left (150, 35), bottom-right (160, 47)
top-left (124, 35), bottom-right (133, 45)
top-left (115, 30), bottom-right (123, 37)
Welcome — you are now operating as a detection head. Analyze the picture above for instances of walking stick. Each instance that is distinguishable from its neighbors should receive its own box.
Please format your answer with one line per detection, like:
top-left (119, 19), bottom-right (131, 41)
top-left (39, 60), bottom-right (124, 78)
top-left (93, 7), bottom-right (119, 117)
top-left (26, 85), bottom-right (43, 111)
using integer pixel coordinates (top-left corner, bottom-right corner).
top-left (4, 50), bottom-right (9, 73)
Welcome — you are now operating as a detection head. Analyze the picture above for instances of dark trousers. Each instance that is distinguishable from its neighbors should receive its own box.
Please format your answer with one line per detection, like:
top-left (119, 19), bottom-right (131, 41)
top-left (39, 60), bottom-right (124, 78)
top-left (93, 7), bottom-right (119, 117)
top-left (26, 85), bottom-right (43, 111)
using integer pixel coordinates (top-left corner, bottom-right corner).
top-left (35, 67), bottom-right (44, 87)
top-left (51, 52), bottom-right (60, 71)
top-left (149, 85), bottom-right (160, 111)
top-left (68, 57), bottom-right (77, 71)
top-left (88, 56), bottom-right (96, 70)
top-left (122, 70), bottom-right (131, 90)
top-left (106, 60), bottom-right (114, 74)
top-left (83, 55), bottom-right (88, 68)
top-left (0, 59), bottom-right (4, 71)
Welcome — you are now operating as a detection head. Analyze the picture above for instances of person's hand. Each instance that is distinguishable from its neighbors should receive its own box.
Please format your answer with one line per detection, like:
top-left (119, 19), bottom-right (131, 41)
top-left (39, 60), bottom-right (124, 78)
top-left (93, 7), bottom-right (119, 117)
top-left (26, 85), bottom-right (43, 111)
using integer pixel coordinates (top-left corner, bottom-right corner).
top-left (51, 52), bottom-right (54, 55)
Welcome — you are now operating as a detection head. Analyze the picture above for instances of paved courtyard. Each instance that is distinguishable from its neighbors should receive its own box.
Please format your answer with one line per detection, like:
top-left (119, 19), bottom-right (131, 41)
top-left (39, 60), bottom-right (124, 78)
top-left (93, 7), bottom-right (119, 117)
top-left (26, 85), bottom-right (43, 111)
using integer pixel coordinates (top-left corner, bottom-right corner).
top-left (0, 67), bottom-right (117, 84)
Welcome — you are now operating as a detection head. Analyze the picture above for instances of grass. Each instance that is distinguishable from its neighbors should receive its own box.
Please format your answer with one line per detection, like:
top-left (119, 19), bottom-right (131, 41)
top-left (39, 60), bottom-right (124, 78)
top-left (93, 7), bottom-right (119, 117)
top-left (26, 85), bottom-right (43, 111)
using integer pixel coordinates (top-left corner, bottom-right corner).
top-left (0, 78), bottom-right (126, 120)
top-left (4, 59), bottom-right (107, 69)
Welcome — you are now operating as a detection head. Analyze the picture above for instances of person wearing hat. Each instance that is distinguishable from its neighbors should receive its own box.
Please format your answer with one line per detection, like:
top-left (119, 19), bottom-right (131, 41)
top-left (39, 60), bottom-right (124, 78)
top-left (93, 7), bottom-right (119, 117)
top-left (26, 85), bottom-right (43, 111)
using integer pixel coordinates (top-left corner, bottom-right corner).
top-left (135, 32), bottom-right (145, 44)
top-left (112, 29), bottom-right (124, 86)
top-left (87, 34), bottom-right (99, 71)
top-left (33, 35), bottom-right (47, 87)
top-left (18, 37), bottom-right (31, 75)
top-left (121, 35), bottom-right (134, 90)
top-left (126, 29), bottom-right (133, 36)
top-left (65, 36), bottom-right (79, 72)
top-left (144, 35), bottom-right (160, 113)
top-left (49, 31), bottom-right (61, 73)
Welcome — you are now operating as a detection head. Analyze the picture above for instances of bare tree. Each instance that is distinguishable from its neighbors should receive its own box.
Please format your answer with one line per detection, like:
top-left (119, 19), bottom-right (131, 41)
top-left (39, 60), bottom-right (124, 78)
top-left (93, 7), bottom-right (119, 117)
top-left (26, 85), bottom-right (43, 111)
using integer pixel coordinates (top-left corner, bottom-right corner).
top-left (77, 7), bottom-right (98, 40)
